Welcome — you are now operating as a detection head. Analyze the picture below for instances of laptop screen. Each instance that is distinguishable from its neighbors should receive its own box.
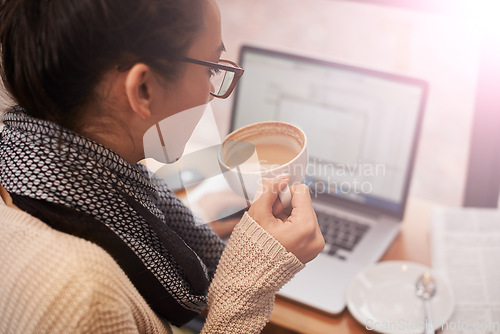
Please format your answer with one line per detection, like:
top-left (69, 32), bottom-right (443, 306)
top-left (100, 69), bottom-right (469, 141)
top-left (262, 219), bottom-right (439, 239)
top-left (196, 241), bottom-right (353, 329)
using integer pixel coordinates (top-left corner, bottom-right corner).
top-left (231, 46), bottom-right (427, 218)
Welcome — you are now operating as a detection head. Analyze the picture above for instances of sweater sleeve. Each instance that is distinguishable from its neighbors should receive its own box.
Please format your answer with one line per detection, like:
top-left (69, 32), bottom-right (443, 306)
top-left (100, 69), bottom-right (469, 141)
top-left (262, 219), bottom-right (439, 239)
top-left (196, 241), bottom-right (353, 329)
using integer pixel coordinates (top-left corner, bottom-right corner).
top-left (201, 212), bottom-right (305, 334)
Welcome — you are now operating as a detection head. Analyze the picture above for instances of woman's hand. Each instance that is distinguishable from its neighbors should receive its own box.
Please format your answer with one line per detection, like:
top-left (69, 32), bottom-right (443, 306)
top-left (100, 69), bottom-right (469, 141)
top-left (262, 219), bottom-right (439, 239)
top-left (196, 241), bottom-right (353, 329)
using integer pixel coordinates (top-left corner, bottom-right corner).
top-left (248, 176), bottom-right (325, 264)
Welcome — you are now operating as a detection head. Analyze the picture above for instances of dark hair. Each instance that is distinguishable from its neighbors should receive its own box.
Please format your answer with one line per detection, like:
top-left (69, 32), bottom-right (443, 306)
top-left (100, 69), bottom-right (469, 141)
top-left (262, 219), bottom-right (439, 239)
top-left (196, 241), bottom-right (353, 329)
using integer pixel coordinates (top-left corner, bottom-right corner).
top-left (0, 0), bottom-right (204, 130)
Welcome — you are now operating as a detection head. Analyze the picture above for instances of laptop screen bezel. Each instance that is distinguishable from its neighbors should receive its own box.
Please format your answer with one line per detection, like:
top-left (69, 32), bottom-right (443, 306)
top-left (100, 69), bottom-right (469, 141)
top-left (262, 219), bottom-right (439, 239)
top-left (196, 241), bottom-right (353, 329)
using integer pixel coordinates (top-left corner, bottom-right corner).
top-left (230, 45), bottom-right (428, 221)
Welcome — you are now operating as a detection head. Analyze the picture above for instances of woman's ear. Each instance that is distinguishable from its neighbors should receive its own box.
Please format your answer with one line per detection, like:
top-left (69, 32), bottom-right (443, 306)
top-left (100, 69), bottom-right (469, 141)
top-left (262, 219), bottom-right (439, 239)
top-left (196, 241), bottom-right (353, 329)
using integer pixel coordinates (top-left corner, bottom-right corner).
top-left (124, 64), bottom-right (154, 120)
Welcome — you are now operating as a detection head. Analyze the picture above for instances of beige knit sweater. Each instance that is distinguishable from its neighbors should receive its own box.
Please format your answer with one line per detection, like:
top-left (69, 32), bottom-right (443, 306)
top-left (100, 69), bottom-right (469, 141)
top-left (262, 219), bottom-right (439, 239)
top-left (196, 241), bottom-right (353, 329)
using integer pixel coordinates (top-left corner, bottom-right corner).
top-left (0, 195), bottom-right (304, 333)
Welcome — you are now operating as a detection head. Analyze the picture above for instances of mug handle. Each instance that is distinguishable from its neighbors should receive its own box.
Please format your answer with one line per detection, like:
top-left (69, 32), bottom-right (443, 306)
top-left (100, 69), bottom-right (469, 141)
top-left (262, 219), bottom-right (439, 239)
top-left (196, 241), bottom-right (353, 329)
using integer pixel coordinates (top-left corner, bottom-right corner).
top-left (278, 186), bottom-right (292, 208)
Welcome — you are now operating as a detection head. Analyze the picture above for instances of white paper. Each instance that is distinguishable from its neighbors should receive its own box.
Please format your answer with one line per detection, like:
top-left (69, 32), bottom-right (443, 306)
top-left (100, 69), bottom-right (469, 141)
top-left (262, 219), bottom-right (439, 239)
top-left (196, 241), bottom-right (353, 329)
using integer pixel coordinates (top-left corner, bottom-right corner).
top-left (431, 207), bottom-right (500, 333)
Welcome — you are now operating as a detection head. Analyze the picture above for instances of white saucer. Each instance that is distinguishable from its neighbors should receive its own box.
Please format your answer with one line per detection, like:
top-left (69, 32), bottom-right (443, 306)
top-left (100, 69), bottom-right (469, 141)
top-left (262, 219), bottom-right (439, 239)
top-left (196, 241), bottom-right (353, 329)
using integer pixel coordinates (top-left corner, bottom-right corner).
top-left (346, 261), bottom-right (455, 334)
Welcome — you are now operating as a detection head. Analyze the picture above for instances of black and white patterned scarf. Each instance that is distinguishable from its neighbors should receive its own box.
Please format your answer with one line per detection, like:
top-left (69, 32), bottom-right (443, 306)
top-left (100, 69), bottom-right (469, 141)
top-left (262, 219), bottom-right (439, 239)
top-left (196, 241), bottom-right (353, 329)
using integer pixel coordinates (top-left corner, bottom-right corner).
top-left (0, 107), bottom-right (225, 326)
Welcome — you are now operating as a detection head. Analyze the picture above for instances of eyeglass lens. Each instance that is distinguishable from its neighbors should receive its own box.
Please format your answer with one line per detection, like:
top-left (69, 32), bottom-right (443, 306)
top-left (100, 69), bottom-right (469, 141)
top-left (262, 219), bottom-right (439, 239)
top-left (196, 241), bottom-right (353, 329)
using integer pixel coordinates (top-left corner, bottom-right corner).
top-left (210, 61), bottom-right (235, 96)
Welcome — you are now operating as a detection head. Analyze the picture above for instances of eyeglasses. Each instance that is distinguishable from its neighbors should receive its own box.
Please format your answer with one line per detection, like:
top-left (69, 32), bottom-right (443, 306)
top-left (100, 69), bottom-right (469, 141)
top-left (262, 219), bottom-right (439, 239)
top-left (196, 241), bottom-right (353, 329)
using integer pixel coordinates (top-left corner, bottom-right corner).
top-left (183, 57), bottom-right (244, 99)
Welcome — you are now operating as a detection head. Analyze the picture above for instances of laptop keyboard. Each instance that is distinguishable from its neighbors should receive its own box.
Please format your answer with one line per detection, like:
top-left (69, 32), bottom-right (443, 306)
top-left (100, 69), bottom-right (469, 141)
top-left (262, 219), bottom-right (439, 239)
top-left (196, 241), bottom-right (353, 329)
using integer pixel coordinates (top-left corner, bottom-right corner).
top-left (316, 210), bottom-right (370, 259)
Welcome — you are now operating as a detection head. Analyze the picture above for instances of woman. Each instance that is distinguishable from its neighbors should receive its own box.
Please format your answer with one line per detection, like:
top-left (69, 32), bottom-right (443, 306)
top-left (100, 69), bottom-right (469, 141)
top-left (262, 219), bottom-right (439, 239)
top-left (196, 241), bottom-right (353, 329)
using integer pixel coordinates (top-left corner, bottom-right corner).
top-left (0, 0), bottom-right (324, 333)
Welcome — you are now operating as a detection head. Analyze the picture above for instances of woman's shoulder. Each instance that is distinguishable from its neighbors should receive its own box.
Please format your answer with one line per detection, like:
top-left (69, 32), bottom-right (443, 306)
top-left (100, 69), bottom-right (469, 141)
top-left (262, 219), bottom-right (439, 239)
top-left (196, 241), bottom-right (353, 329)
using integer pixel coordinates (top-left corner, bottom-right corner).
top-left (1, 204), bottom-right (128, 298)
top-left (1, 202), bottom-right (119, 270)
top-left (0, 203), bottom-right (168, 333)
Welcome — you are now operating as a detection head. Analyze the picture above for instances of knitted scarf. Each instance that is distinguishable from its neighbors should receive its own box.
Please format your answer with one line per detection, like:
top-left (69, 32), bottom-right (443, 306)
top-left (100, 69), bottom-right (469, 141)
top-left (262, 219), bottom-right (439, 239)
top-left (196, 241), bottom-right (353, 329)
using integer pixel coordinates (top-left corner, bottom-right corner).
top-left (0, 107), bottom-right (225, 326)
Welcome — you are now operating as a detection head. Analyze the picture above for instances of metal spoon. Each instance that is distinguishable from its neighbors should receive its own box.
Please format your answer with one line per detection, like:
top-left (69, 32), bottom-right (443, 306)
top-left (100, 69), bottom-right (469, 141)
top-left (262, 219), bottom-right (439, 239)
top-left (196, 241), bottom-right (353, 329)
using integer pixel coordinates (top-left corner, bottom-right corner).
top-left (416, 272), bottom-right (437, 334)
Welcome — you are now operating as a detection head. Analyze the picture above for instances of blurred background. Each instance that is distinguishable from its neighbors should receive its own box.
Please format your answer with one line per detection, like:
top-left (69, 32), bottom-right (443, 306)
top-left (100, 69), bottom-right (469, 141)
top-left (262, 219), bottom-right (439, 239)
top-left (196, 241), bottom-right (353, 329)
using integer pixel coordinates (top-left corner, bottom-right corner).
top-left (208, 0), bottom-right (500, 209)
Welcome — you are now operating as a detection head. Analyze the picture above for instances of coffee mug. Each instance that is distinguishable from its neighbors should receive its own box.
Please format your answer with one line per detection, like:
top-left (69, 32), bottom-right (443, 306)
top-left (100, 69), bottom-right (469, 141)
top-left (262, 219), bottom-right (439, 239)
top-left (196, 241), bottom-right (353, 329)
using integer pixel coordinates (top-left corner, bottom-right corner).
top-left (218, 121), bottom-right (308, 208)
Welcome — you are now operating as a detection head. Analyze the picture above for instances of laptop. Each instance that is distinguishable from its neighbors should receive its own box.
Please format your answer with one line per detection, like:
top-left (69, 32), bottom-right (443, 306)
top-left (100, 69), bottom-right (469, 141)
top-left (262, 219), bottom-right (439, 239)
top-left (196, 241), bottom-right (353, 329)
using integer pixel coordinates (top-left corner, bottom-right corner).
top-left (230, 45), bottom-right (428, 314)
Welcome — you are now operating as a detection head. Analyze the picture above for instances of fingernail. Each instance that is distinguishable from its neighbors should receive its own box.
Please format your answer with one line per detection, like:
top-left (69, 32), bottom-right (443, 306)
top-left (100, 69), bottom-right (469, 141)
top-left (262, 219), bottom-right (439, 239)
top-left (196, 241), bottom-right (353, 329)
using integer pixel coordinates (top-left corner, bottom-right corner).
top-left (277, 173), bottom-right (289, 180)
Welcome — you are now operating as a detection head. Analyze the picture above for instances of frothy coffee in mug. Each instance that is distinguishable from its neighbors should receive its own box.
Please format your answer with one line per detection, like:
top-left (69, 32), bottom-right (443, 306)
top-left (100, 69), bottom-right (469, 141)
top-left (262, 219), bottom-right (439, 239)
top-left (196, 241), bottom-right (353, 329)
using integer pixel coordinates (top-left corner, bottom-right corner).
top-left (226, 139), bottom-right (299, 172)
top-left (219, 121), bottom-right (308, 208)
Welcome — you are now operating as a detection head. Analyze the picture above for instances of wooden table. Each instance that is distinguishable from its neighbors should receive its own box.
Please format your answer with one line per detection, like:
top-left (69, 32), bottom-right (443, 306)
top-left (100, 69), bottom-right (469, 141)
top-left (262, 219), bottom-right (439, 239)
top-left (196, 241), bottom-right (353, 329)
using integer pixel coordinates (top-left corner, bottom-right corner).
top-left (265, 198), bottom-right (434, 334)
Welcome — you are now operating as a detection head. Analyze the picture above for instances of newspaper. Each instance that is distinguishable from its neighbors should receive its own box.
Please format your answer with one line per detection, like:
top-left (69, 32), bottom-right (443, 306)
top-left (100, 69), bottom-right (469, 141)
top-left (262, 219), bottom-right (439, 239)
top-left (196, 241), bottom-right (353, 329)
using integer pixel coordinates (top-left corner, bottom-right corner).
top-left (431, 207), bottom-right (500, 333)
